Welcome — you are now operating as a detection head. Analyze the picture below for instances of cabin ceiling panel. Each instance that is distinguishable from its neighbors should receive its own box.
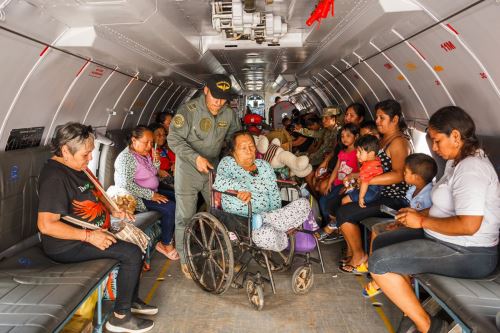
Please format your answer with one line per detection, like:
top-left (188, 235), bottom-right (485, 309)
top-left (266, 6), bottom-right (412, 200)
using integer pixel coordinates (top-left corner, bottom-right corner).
top-left (350, 60), bottom-right (393, 104)
top-left (351, 43), bottom-right (378, 62)
top-left (313, 77), bottom-right (340, 106)
top-left (341, 67), bottom-right (377, 114)
top-left (24, 0), bottom-right (157, 27)
top-left (317, 73), bottom-right (348, 107)
top-left (136, 82), bottom-right (171, 124)
top-left (298, 0), bottom-right (424, 78)
top-left (154, 84), bottom-right (177, 113)
top-left (370, 30), bottom-right (403, 51)
top-left (164, 87), bottom-right (191, 111)
top-left (142, 84), bottom-right (177, 123)
top-left (83, 72), bottom-right (131, 128)
top-left (164, 85), bottom-right (185, 110)
top-left (0, 49), bottom-right (84, 150)
top-left (122, 83), bottom-right (157, 129)
top-left (449, 1), bottom-right (500, 116)
top-left (3, 0), bottom-right (69, 44)
top-left (384, 42), bottom-right (453, 119)
top-left (414, 0), bottom-right (479, 19)
top-left (49, 63), bottom-right (114, 133)
top-left (364, 53), bottom-right (425, 124)
top-left (410, 22), bottom-right (500, 136)
top-left (390, 10), bottom-right (435, 39)
top-left (98, 15), bottom-right (202, 65)
top-left (106, 79), bottom-right (146, 130)
top-left (0, 31), bottom-right (41, 141)
top-left (162, 0), bottom-right (215, 36)
top-left (174, 51), bottom-right (228, 82)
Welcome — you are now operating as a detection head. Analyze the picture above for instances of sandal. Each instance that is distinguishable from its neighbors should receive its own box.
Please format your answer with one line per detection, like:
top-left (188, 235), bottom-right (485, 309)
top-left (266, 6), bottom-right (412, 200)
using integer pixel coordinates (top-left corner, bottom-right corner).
top-left (156, 243), bottom-right (180, 261)
top-left (362, 281), bottom-right (382, 298)
top-left (314, 228), bottom-right (331, 241)
top-left (314, 227), bottom-right (340, 242)
top-left (338, 261), bottom-right (369, 274)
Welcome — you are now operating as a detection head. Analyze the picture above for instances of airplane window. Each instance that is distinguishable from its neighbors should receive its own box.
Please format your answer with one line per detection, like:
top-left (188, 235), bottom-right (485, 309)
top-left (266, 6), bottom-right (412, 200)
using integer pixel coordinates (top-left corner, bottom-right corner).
top-left (410, 128), bottom-right (432, 156)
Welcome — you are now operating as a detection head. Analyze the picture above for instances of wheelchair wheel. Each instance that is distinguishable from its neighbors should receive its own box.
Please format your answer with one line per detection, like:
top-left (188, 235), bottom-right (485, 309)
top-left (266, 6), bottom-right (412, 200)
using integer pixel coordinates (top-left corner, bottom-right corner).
top-left (246, 279), bottom-right (264, 311)
top-left (184, 212), bottom-right (234, 294)
top-left (292, 265), bottom-right (314, 295)
top-left (255, 233), bottom-right (295, 272)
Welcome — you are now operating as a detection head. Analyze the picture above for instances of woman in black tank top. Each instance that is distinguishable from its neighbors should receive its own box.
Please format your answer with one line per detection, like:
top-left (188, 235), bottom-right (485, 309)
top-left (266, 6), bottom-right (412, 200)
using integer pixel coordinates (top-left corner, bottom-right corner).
top-left (334, 100), bottom-right (411, 273)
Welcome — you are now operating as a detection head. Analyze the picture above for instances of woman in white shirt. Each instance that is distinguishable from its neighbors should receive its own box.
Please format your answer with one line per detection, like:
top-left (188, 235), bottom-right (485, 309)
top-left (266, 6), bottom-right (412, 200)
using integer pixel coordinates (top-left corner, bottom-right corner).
top-left (368, 106), bottom-right (500, 333)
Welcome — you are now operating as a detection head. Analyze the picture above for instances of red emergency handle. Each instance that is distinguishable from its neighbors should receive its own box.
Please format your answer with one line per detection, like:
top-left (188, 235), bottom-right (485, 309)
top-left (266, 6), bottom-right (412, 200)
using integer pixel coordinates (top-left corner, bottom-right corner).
top-left (306, 0), bottom-right (334, 27)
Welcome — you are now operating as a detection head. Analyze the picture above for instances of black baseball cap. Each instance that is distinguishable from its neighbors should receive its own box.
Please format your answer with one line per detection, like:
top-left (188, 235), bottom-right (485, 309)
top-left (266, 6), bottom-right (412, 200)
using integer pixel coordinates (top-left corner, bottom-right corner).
top-left (206, 74), bottom-right (232, 100)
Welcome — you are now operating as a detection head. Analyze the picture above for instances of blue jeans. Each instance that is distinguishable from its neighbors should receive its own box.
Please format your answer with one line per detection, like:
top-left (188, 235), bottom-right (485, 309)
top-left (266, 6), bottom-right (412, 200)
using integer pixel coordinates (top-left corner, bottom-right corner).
top-left (158, 188), bottom-right (176, 202)
top-left (143, 199), bottom-right (176, 245)
top-left (48, 241), bottom-right (143, 314)
top-left (369, 227), bottom-right (498, 278)
top-left (347, 185), bottom-right (381, 204)
top-left (318, 184), bottom-right (344, 226)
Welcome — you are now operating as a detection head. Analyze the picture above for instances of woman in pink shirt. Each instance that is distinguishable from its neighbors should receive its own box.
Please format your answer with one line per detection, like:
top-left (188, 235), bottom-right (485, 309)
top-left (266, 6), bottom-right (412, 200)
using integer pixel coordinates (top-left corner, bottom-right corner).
top-left (114, 126), bottom-right (178, 260)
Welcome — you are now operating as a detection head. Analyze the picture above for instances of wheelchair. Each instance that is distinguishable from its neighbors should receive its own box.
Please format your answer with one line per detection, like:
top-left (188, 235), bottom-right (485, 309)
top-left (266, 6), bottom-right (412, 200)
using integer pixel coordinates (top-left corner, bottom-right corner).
top-left (183, 172), bottom-right (325, 310)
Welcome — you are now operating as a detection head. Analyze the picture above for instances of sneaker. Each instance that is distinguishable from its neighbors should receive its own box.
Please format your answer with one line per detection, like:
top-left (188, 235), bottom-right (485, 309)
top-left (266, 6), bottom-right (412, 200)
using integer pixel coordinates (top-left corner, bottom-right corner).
top-left (105, 313), bottom-right (154, 333)
top-left (321, 229), bottom-right (344, 244)
top-left (131, 298), bottom-right (158, 315)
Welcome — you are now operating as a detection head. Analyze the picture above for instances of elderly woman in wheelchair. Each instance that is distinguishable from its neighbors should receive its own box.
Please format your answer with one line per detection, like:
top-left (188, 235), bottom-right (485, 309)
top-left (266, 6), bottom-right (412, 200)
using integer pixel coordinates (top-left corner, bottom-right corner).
top-left (214, 131), bottom-right (311, 252)
top-left (183, 131), bottom-right (320, 310)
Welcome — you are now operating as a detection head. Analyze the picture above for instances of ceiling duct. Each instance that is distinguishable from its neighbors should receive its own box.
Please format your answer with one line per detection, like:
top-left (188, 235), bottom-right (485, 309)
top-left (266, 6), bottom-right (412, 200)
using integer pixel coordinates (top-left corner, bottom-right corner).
top-left (212, 0), bottom-right (287, 44)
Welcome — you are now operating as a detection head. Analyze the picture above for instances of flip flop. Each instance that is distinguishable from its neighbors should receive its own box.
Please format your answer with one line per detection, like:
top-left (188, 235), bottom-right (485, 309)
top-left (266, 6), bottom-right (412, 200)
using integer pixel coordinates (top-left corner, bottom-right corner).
top-left (165, 249), bottom-right (180, 261)
top-left (338, 261), bottom-right (369, 274)
top-left (156, 243), bottom-right (180, 261)
top-left (362, 281), bottom-right (382, 298)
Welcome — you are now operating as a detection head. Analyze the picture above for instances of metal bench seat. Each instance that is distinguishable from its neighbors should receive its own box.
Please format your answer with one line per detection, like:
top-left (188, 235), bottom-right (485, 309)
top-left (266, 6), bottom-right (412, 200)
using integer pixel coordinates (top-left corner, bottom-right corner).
top-left (415, 269), bottom-right (500, 332)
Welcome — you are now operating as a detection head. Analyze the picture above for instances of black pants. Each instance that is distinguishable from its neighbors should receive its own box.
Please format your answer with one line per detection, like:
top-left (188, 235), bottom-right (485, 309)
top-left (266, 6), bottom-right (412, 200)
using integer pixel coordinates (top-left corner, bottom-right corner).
top-left (48, 241), bottom-right (143, 314)
top-left (334, 196), bottom-right (408, 227)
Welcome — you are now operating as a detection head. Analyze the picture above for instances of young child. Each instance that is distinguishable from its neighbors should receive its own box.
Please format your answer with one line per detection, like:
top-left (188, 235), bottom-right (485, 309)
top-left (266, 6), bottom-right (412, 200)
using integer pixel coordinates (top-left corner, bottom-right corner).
top-left (315, 123), bottom-right (359, 240)
top-left (359, 120), bottom-right (379, 138)
top-left (342, 135), bottom-right (384, 208)
top-left (149, 123), bottom-right (176, 200)
top-left (363, 153), bottom-right (438, 298)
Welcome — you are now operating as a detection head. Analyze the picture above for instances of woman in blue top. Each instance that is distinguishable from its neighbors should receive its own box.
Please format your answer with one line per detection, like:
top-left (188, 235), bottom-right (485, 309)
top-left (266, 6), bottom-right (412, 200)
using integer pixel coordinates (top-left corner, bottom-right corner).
top-left (214, 131), bottom-right (311, 252)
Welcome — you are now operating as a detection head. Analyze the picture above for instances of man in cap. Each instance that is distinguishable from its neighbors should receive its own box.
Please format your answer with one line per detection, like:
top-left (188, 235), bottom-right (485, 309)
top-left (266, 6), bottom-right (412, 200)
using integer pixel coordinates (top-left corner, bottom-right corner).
top-left (304, 106), bottom-right (342, 193)
top-left (168, 74), bottom-right (241, 277)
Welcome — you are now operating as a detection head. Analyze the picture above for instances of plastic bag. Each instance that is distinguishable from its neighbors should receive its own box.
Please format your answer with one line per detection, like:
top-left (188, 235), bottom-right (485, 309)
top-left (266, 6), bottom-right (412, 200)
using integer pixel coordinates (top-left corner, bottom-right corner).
top-left (62, 289), bottom-right (98, 332)
top-left (294, 211), bottom-right (318, 253)
top-left (106, 186), bottom-right (137, 215)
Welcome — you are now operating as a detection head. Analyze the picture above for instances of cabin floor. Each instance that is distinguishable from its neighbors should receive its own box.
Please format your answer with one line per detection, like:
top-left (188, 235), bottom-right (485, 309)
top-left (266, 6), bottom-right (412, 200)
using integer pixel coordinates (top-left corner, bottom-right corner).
top-left (134, 242), bottom-right (403, 333)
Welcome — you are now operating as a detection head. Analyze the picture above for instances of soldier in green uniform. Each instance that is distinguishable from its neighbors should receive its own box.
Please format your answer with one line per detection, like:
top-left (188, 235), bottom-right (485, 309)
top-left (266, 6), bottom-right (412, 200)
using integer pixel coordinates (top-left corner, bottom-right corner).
top-left (167, 74), bottom-right (241, 277)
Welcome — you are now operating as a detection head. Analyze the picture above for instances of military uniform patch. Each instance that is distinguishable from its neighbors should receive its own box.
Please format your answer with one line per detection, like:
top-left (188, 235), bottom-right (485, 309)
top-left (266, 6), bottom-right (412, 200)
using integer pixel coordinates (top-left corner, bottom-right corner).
top-left (217, 120), bottom-right (228, 128)
top-left (187, 103), bottom-right (197, 112)
top-left (200, 118), bottom-right (212, 132)
top-left (173, 114), bottom-right (185, 128)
